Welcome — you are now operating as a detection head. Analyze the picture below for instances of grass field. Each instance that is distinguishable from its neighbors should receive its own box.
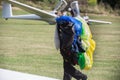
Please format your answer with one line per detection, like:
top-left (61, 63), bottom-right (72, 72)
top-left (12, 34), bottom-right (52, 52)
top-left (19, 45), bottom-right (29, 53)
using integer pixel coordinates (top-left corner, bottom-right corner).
top-left (0, 8), bottom-right (120, 80)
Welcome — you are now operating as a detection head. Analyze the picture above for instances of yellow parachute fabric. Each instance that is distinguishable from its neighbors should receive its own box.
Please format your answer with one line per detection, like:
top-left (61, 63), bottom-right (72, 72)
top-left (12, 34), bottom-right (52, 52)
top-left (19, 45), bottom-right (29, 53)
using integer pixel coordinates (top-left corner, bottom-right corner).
top-left (76, 17), bottom-right (92, 40)
top-left (75, 17), bottom-right (96, 70)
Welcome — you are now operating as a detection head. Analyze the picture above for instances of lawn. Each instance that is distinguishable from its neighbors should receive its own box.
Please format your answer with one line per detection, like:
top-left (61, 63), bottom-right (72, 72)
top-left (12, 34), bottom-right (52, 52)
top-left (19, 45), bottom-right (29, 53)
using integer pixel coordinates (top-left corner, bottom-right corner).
top-left (0, 8), bottom-right (120, 80)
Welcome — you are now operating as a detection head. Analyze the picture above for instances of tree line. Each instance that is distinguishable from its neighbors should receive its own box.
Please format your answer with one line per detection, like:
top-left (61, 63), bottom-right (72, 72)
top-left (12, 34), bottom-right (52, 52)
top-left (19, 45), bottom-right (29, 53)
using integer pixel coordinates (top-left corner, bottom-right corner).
top-left (97, 0), bottom-right (120, 9)
top-left (0, 0), bottom-right (119, 9)
top-left (0, 0), bottom-right (119, 15)
top-left (25, 0), bottom-right (120, 9)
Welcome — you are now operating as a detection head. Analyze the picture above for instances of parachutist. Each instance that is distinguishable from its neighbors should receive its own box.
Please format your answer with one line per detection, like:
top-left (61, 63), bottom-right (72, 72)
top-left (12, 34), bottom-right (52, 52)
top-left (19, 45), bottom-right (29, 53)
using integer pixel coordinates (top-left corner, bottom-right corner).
top-left (55, 11), bottom-right (87, 80)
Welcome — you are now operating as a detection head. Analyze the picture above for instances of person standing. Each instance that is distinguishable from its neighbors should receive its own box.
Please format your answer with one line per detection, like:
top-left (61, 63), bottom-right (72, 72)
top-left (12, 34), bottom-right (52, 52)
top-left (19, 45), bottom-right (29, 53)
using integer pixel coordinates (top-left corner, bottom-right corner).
top-left (54, 11), bottom-right (87, 80)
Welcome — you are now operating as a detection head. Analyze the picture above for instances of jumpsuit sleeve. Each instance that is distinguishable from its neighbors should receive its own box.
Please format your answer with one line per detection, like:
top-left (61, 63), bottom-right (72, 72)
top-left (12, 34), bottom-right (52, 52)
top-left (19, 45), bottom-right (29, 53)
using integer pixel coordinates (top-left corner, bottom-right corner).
top-left (54, 25), bottom-right (60, 50)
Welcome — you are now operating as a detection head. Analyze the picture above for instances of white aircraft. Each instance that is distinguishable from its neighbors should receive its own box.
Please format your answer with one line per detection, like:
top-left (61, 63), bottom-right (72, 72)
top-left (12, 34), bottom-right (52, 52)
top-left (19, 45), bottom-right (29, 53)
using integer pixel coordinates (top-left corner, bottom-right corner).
top-left (1, 0), bottom-right (111, 24)
top-left (2, 0), bottom-right (67, 24)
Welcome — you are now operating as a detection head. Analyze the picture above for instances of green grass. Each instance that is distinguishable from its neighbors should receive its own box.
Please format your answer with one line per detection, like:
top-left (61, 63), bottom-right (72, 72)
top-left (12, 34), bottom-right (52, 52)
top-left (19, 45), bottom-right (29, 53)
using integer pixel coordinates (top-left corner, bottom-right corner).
top-left (0, 9), bottom-right (63, 78)
top-left (0, 9), bottom-right (120, 80)
top-left (86, 14), bottom-right (120, 80)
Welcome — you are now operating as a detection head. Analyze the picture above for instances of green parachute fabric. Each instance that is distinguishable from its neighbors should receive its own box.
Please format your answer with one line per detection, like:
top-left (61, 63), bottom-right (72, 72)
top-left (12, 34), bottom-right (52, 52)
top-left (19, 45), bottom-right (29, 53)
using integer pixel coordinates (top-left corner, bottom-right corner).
top-left (75, 17), bottom-right (96, 70)
top-left (78, 53), bottom-right (85, 69)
